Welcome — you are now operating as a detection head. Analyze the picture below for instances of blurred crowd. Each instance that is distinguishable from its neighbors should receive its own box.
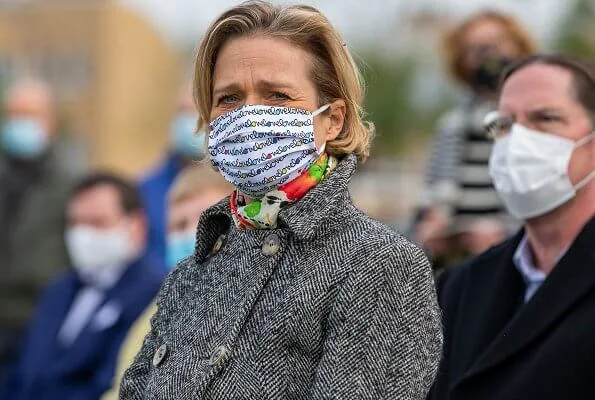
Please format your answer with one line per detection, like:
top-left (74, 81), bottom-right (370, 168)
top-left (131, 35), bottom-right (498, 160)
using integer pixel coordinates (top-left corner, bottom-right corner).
top-left (0, 77), bottom-right (233, 398)
top-left (0, 5), bottom-right (593, 400)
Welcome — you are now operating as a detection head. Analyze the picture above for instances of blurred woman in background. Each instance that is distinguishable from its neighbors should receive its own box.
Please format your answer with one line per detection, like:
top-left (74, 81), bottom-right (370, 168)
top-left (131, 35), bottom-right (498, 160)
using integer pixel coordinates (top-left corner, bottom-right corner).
top-left (416, 11), bottom-right (537, 273)
top-left (121, 1), bottom-right (442, 398)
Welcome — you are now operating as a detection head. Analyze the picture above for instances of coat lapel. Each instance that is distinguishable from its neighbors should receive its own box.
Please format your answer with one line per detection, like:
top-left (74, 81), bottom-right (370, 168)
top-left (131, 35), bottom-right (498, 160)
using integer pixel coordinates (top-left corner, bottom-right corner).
top-left (51, 261), bottom-right (146, 376)
top-left (459, 217), bottom-right (595, 384)
top-left (453, 233), bottom-right (525, 378)
top-left (24, 275), bottom-right (80, 379)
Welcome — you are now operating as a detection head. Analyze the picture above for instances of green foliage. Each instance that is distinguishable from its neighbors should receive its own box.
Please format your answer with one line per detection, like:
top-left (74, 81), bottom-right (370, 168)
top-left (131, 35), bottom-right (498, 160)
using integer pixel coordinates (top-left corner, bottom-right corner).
top-left (554, 0), bottom-right (595, 57)
top-left (358, 55), bottom-right (449, 157)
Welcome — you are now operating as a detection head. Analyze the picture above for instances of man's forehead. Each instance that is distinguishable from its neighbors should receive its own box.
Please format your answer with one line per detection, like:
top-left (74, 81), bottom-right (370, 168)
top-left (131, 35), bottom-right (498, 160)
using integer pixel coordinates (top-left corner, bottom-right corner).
top-left (69, 185), bottom-right (121, 212)
top-left (499, 64), bottom-right (575, 110)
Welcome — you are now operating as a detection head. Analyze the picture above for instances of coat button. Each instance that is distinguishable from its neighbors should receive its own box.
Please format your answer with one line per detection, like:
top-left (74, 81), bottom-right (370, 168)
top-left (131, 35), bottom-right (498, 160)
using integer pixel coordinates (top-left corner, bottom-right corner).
top-left (209, 345), bottom-right (229, 366)
top-left (262, 233), bottom-right (280, 256)
top-left (211, 234), bottom-right (226, 255)
top-left (153, 344), bottom-right (167, 367)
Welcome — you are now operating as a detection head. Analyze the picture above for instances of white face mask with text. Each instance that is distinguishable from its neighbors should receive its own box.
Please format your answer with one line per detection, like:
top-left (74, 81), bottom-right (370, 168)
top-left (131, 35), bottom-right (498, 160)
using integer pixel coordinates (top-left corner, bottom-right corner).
top-left (208, 104), bottom-right (329, 197)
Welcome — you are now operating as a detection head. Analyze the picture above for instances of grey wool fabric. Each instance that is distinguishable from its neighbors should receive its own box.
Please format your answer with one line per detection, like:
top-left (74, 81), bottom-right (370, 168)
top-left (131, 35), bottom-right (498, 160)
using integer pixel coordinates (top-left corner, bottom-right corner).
top-left (120, 154), bottom-right (442, 399)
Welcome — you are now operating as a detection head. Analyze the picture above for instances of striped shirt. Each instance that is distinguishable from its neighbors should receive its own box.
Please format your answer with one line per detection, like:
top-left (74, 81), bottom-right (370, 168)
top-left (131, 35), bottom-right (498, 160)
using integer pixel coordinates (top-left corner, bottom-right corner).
top-left (423, 95), bottom-right (516, 232)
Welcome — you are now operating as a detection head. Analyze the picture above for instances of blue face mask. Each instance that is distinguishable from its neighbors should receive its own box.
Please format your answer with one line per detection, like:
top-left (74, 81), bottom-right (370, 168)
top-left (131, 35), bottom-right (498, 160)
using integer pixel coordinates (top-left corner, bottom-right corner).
top-left (165, 231), bottom-right (196, 270)
top-left (1, 118), bottom-right (49, 159)
top-left (171, 112), bottom-right (205, 160)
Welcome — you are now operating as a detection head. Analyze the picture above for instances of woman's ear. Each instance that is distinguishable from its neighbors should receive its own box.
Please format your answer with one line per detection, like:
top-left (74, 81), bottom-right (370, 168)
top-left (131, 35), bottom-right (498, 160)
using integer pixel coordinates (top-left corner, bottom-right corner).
top-left (325, 99), bottom-right (346, 141)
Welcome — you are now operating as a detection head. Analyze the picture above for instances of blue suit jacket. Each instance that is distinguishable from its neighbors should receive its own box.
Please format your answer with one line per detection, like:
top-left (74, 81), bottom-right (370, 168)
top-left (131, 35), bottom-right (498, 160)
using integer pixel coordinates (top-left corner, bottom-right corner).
top-left (138, 153), bottom-right (182, 270)
top-left (2, 259), bottom-right (164, 400)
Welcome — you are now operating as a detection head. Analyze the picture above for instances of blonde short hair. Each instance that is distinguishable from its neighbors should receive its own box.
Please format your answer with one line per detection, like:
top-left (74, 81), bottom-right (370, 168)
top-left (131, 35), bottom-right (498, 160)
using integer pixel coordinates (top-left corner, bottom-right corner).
top-left (168, 164), bottom-right (233, 206)
top-left (194, 0), bottom-right (374, 162)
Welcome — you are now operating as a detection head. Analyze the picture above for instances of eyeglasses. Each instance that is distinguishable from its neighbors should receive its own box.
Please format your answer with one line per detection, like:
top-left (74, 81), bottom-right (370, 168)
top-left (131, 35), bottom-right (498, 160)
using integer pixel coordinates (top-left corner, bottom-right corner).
top-left (482, 111), bottom-right (514, 139)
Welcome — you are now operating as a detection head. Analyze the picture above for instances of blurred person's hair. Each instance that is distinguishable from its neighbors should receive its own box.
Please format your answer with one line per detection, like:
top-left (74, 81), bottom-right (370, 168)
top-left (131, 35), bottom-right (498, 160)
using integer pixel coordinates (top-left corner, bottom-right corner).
top-left (443, 10), bottom-right (537, 85)
top-left (500, 53), bottom-right (595, 122)
top-left (193, 0), bottom-right (375, 162)
top-left (168, 164), bottom-right (233, 206)
top-left (70, 172), bottom-right (144, 214)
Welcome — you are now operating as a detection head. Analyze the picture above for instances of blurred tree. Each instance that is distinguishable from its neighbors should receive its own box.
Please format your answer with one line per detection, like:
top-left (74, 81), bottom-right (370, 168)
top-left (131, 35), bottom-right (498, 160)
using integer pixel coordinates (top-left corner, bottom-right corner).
top-left (555, 0), bottom-right (595, 58)
top-left (359, 55), bottom-right (449, 157)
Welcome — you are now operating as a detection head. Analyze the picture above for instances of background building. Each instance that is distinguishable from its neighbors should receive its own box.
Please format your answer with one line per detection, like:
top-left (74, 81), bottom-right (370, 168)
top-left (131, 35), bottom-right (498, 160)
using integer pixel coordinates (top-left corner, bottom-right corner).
top-left (0, 0), bottom-right (181, 176)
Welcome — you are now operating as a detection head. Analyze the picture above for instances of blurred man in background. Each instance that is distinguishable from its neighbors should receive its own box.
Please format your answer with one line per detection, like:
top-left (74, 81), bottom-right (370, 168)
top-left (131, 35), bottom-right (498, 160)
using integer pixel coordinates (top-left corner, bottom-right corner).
top-left (0, 79), bottom-right (76, 372)
top-left (138, 82), bottom-right (206, 270)
top-left (431, 54), bottom-right (595, 400)
top-left (2, 173), bottom-right (163, 400)
top-left (415, 11), bottom-right (537, 272)
top-left (102, 164), bottom-right (232, 399)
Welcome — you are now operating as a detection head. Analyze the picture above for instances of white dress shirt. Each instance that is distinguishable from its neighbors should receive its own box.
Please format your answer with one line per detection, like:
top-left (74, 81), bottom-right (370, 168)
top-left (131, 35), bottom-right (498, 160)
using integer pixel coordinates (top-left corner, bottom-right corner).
top-left (513, 235), bottom-right (567, 303)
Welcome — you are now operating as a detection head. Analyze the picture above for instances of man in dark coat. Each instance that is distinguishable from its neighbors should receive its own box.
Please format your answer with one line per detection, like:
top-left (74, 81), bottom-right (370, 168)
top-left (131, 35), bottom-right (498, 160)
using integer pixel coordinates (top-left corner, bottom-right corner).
top-left (430, 54), bottom-right (595, 400)
top-left (1, 173), bottom-right (163, 399)
top-left (0, 79), bottom-right (77, 372)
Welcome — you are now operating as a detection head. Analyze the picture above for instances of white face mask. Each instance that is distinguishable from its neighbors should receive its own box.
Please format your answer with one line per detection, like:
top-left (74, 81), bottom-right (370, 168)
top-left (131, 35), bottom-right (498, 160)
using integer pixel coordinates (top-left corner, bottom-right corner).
top-left (489, 123), bottom-right (595, 219)
top-left (65, 224), bottom-right (137, 278)
top-left (208, 104), bottom-right (329, 197)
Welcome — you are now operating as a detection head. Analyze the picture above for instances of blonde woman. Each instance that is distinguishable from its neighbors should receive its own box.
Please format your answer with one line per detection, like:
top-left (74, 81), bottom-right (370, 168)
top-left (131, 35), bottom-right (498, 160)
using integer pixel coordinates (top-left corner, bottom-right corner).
top-left (121, 2), bottom-right (442, 398)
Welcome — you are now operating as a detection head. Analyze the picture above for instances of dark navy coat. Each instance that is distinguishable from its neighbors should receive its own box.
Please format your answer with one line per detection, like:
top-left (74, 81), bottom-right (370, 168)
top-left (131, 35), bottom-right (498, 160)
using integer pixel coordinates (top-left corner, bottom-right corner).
top-left (138, 153), bottom-right (183, 270)
top-left (2, 259), bottom-right (164, 400)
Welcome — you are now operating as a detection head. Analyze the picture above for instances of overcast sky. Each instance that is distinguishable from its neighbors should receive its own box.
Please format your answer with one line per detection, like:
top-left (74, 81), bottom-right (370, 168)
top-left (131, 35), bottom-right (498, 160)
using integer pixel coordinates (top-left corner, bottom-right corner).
top-left (119, 0), bottom-right (575, 50)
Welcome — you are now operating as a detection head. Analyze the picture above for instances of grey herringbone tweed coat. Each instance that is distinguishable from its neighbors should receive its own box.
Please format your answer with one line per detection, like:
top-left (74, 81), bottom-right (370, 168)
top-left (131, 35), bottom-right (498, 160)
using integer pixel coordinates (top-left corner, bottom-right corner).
top-left (120, 155), bottom-right (443, 399)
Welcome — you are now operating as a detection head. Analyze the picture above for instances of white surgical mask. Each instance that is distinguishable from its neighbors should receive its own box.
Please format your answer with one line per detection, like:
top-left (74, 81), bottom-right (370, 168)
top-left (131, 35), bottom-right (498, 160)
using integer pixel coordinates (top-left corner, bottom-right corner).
top-left (165, 229), bottom-right (196, 271)
top-left (208, 104), bottom-right (329, 197)
top-left (1, 117), bottom-right (49, 159)
top-left (489, 123), bottom-right (595, 219)
top-left (65, 224), bottom-right (137, 278)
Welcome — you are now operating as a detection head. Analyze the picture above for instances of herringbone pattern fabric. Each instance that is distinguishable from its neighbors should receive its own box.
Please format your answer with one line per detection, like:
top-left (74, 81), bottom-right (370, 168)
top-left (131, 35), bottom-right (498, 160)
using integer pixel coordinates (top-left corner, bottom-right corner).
top-left (120, 154), bottom-right (442, 399)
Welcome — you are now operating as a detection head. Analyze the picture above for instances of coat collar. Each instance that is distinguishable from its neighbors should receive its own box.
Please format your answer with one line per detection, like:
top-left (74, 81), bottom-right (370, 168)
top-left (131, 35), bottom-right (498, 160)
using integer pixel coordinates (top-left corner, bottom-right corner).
top-left (458, 215), bottom-right (595, 386)
top-left (277, 153), bottom-right (356, 240)
top-left (195, 154), bottom-right (357, 250)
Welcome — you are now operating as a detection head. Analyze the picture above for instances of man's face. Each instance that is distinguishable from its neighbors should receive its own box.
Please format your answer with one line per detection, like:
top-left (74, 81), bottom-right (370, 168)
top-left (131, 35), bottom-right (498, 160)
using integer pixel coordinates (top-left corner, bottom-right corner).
top-left (499, 63), bottom-right (594, 186)
top-left (5, 82), bottom-right (54, 137)
top-left (67, 184), bottom-right (144, 250)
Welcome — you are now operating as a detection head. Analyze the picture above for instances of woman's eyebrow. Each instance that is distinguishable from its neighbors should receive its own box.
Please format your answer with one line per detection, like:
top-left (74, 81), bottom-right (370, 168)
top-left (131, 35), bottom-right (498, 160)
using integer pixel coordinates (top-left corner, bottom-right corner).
top-left (213, 79), bottom-right (297, 98)
top-left (256, 79), bottom-right (297, 92)
top-left (212, 83), bottom-right (242, 98)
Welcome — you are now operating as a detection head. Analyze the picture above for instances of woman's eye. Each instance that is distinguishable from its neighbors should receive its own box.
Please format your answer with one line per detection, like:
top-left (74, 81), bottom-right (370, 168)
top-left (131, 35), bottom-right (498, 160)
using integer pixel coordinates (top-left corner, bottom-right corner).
top-left (218, 95), bottom-right (238, 105)
top-left (270, 91), bottom-right (290, 101)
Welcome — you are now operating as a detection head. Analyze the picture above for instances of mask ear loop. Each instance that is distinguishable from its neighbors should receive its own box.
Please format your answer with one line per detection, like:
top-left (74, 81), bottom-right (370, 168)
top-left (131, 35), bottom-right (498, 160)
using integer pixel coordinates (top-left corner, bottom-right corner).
top-left (573, 132), bottom-right (595, 191)
top-left (312, 104), bottom-right (330, 117)
top-left (312, 104), bottom-right (331, 154)
top-left (575, 170), bottom-right (595, 191)
top-left (575, 131), bottom-right (595, 148)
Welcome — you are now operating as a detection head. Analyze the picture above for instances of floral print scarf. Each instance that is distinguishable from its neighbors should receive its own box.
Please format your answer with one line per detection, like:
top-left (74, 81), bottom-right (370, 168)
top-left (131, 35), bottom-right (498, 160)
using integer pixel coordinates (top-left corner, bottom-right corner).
top-left (230, 153), bottom-right (337, 229)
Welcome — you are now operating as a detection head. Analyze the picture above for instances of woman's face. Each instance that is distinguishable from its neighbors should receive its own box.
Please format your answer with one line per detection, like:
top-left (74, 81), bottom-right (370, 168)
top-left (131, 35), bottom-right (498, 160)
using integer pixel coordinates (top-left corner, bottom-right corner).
top-left (461, 18), bottom-right (523, 74)
top-left (210, 35), bottom-right (344, 149)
